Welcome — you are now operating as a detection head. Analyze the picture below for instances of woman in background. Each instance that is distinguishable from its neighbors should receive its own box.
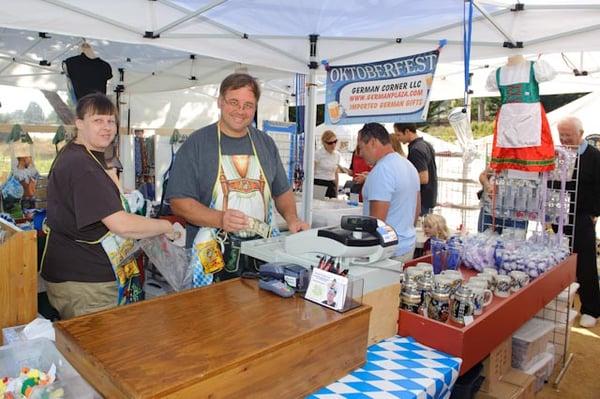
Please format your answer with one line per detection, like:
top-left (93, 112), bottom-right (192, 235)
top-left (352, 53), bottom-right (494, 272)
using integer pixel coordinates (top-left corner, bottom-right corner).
top-left (348, 142), bottom-right (372, 202)
top-left (314, 130), bottom-right (345, 198)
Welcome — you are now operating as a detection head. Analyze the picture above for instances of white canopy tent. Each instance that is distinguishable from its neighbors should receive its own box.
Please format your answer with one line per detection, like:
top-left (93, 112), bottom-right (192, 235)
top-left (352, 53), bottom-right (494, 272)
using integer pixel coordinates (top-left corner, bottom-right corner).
top-left (546, 91), bottom-right (600, 140)
top-left (3, 0), bottom-right (600, 223)
top-left (3, 1), bottom-right (600, 72)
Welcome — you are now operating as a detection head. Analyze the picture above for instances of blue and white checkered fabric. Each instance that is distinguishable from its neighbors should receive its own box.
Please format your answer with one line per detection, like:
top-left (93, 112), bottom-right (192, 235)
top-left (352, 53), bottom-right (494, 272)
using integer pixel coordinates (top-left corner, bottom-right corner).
top-left (308, 336), bottom-right (462, 399)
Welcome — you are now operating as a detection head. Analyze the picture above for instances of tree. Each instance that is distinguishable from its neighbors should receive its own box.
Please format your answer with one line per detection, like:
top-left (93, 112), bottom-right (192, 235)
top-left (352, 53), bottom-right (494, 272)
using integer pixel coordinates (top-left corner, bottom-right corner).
top-left (23, 102), bottom-right (45, 123)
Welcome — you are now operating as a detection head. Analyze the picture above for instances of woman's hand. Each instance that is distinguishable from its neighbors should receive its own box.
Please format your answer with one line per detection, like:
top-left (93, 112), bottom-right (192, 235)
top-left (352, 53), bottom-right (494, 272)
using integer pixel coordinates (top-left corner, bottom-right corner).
top-left (165, 229), bottom-right (181, 241)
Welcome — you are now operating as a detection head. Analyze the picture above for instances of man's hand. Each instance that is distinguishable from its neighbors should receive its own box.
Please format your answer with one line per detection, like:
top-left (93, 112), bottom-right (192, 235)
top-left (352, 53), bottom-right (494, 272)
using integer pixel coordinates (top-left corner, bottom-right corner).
top-left (287, 218), bottom-right (310, 233)
top-left (221, 209), bottom-right (248, 232)
top-left (353, 172), bottom-right (368, 184)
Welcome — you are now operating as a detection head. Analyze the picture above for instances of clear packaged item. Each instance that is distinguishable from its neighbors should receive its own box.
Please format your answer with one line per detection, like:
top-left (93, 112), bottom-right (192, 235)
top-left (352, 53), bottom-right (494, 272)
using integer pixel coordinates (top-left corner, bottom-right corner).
top-left (140, 236), bottom-right (193, 291)
top-left (0, 338), bottom-right (99, 398)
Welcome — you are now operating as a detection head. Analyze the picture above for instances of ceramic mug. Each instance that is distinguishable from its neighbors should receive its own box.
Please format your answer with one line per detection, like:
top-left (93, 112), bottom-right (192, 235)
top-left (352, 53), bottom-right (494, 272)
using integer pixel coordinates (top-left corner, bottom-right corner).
top-left (509, 270), bottom-right (530, 292)
top-left (441, 269), bottom-right (462, 279)
top-left (469, 276), bottom-right (491, 290)
top-left (416, 263), bottom-right (434, 281)
top-left (477, 272), bottom-right (496, 289)
top-left (433, 274), bottom-right (454, 294)
top-left (466, 283), bottom-right (493, 315)
top-left (440, 271), bottom-right (462, 293)
top-left (404, 267), bottom-right (424, 284)
top-left (494, 275), bottom-right (512, 297)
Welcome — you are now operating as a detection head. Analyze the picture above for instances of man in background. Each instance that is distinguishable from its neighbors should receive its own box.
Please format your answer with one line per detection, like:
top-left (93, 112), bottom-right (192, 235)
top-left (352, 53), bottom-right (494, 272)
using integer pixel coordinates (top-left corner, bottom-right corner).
top-left (358, 123), bottom-right (420, 262)
top-left (393, 123), bottom-right (437, 215)
top-left (556, 116), bottom-right (600, 328)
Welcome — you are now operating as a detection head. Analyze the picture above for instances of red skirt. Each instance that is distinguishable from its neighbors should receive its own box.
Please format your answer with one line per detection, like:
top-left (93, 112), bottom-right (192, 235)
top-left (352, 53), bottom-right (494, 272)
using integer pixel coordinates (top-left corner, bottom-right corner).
top-left (490, 104), bottom-right (555, 172)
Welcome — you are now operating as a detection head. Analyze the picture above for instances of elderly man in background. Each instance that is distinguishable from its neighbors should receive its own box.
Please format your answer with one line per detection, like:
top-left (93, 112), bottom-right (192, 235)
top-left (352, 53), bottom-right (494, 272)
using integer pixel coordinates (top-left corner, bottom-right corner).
top-left (557, 116), bottom-right (600, 328)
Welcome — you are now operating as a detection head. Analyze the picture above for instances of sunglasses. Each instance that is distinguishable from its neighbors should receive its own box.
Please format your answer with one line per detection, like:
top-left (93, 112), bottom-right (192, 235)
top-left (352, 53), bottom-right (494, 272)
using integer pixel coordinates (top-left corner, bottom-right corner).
top-left (325, 140), bottom-right (338, 145)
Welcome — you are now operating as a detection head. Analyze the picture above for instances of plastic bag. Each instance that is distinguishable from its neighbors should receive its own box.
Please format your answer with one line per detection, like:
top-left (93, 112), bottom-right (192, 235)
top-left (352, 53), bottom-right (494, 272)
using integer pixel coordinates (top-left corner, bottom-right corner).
top-left (140, 236), bottom-right (193, 291)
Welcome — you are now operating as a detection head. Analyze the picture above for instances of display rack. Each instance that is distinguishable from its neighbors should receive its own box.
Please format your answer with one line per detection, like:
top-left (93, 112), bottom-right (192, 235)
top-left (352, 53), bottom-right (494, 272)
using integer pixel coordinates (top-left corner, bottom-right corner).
top-left (479, 145), bottom-right (580, 386)
top-left (398, 254), bottom-right (576, 375)
top-left (435, 152), bottom-right (482, 232)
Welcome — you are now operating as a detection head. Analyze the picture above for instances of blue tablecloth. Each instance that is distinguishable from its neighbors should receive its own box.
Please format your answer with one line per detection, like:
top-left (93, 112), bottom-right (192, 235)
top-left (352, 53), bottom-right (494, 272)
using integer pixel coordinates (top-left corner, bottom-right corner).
top-left (309, 336), bottom-right (462, 399)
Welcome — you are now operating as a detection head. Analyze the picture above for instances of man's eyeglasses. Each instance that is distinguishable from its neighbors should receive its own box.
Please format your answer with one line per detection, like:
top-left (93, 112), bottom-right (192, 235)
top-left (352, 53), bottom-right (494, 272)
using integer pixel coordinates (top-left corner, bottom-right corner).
top-left (223, 98), bottom-right (256, 111)
top-left (326, 140), bottom-right (338, 145)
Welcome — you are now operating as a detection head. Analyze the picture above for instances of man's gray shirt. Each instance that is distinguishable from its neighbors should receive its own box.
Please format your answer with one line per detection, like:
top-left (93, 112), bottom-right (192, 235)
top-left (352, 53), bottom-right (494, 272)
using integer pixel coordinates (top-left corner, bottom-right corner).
top-left (166, 122), bottom-right (290, 247)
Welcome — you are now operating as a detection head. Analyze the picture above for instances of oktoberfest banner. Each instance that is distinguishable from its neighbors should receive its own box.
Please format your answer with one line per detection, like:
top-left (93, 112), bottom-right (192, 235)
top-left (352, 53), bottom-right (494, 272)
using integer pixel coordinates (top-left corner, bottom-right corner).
top-left (324, 49), bottom-right (439, 125)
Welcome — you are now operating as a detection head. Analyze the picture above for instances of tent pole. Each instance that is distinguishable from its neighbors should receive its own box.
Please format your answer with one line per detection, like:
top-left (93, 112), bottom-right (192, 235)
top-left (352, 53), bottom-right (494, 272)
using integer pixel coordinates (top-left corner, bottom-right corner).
top-left (153, 0), bottom-right (227, 36)
top-left (42, 0), bottom-right (141, 35)
top-left (300, 34), bottom-right (319, 227)
top-left (472, 0), bottom-right (518, 47)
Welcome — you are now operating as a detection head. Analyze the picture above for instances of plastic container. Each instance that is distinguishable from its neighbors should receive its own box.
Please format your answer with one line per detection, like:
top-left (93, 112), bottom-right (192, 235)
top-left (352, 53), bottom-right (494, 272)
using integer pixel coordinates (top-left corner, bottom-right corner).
top-left (0, 337), bottom-right (99, 398)
top-left (511, 318), bottom-right (554, 369)
top-left (522, 351), bottom-right (554, 392)
top-left (450, 362), bottom-right (483, 399)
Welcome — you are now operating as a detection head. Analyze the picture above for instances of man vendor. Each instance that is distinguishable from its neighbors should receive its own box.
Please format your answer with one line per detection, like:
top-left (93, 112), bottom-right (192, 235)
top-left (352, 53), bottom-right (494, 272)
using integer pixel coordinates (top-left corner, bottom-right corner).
top-left (167, 73), bottom-right (309, 281)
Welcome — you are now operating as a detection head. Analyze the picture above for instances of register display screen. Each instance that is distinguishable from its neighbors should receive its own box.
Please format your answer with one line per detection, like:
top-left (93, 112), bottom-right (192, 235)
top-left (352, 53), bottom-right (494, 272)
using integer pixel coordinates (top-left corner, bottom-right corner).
top-left (376, 220), bottom-right (398, 244)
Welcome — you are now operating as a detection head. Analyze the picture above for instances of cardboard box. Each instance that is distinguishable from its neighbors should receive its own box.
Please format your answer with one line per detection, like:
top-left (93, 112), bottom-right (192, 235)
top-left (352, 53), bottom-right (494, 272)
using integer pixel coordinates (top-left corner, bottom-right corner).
top-left (362, 283), bottom-right (401, 345)
top-left (481, 337), bottom-right (513, 392)
top-left (475, 380), bottom-right (521, 399)
top-left (501, 369), bottom-right (535, 399)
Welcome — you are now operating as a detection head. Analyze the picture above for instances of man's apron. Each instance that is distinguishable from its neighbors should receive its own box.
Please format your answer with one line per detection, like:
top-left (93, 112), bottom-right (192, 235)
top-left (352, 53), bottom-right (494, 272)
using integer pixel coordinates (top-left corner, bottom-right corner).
top-left (191, 125), bottom-right (278, 285)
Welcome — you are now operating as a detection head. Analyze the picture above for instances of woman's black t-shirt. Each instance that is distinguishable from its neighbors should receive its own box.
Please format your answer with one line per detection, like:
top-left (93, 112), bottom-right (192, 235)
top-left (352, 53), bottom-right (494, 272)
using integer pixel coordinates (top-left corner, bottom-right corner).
top-left (41, 142), bottom-right (122, 283)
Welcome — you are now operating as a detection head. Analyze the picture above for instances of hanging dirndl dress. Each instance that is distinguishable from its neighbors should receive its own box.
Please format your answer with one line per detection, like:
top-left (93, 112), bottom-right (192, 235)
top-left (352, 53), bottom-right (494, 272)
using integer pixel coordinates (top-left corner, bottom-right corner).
top-left (488, 61), bottom-right (555, 172)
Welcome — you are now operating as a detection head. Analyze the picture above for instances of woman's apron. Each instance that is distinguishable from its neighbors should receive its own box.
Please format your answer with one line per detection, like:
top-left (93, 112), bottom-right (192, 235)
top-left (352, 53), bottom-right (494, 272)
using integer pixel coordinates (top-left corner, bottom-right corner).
top-left (42, 148), bottom-right (143, 305)
top-left (491, 61), bottom-right (555, 172)
top-left (191, 125), bottom-right (279, 285)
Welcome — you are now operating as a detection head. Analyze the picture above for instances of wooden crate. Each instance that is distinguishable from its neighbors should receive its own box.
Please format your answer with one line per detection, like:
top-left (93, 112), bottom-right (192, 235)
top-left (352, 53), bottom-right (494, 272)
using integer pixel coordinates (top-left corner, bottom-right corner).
top-left (362, 282), bottom-right (401, 345)
top-left (55, 279), bottom-right (371, 398)
top-left (0, 218), bottom-right (37, 344)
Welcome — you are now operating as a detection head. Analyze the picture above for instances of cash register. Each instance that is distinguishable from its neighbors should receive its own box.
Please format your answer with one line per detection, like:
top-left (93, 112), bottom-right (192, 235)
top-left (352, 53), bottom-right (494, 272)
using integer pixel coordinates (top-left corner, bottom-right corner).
top-left (284, 215), bottom-right (398, 265)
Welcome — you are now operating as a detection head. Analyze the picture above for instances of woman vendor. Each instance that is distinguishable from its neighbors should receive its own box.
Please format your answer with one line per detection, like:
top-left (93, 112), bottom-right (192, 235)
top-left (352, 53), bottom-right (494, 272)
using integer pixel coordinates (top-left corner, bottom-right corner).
top-left (41, 93), bottom-right (177, 319)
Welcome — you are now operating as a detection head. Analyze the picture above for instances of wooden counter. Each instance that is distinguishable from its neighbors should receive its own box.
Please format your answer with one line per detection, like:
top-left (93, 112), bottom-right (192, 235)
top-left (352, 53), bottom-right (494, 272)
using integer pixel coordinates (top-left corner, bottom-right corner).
top-left (54, 279), bottom-right (371, 398)
top-left (0, 218), bottom-right (37, 345)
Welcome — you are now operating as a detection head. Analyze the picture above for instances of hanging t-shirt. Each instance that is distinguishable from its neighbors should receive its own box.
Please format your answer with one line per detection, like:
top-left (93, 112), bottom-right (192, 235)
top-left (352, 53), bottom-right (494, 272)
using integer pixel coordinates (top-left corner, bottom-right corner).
top-left (64, 53), bottom-right (113, 100)
top-left (314, 147), bottom-right (341, 181)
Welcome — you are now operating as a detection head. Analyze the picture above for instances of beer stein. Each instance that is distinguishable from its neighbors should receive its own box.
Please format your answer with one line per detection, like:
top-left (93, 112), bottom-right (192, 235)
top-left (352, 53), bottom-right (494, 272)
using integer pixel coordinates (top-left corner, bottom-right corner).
top-left (401, 285), bottom-right (422, 314)
top-left (449, 285), bottom-right (474, 325)
top-left (427, 286), bottom-right (450, 322)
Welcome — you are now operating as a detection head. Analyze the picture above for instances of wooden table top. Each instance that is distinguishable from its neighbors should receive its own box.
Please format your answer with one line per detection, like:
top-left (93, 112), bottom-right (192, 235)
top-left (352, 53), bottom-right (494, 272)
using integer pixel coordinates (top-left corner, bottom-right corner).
top-left (55, 279), bottom-right (370, 398)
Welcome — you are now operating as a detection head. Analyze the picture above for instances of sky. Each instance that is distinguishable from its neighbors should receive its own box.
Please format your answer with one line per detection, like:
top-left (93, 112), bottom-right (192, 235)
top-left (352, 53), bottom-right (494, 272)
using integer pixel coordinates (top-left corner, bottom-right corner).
top-left (0, 85), bottom-right (55, 116)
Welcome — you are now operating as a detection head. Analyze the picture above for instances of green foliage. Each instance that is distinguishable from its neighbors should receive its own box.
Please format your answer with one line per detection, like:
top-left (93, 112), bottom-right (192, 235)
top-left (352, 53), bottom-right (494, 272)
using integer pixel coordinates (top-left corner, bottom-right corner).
top-left (23, 102), bottom-right (45, 123)
top-left (423, 121), bottom-right (494, 143)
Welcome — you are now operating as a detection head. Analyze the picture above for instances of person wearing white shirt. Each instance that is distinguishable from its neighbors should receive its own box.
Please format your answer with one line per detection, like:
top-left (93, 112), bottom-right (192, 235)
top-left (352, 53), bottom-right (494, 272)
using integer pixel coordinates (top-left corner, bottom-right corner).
top-left (314, 130), bottom-right (346, 198)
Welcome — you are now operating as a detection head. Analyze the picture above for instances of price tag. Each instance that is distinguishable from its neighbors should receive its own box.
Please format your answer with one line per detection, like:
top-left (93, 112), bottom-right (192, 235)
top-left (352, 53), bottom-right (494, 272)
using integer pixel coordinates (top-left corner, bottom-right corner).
top-left (463, 315), bottom-right (474, 326)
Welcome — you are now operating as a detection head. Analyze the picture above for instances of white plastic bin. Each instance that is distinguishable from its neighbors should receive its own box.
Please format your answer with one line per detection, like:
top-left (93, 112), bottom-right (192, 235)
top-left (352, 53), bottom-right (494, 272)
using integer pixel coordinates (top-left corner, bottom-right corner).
top-left (523, 351), bottom-right (554, 392)
top-left (0, 338), bottom-right (99, 398)
top-left (512, 318), bottom-right (554, 369)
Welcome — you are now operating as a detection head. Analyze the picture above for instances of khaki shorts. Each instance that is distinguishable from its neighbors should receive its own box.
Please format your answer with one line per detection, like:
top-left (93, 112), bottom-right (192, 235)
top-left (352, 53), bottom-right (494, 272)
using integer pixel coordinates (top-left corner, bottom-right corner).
top-left (45, 280), bottom-right (117, 320)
